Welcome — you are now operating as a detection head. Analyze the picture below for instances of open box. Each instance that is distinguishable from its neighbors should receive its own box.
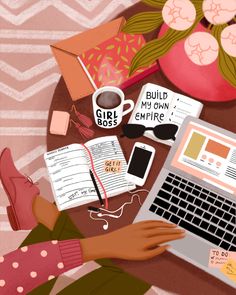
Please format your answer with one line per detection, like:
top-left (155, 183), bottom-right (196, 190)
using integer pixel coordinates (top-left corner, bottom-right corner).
top-left (51, 17), bottom-right (158, 101)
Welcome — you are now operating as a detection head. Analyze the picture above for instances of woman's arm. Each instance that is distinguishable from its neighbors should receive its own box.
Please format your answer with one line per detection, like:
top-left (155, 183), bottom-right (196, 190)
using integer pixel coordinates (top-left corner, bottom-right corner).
top-left (80, 220), bottom-right (184, 261)
top-left (0, 221), bottom-right (184, 294)
top-left (0, 239), bottom-right (83, 294)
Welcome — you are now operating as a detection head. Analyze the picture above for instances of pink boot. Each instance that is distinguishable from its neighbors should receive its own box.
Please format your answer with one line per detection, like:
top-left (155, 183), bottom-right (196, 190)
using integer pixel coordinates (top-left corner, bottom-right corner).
top-left (0, 148), bottom-right (39, 230)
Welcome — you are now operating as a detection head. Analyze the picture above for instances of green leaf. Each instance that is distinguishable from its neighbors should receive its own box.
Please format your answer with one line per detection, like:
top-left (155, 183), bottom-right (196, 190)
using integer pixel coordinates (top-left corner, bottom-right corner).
top-left (212, 25), bottom-right (236, 88)
top-left (192, 1), bottom-right (205, 11)
top-left (122, 11), bottom-right (163, 34)
top-left (142, 0), bottom-right (166, 8)
top-left (191, 0), bottom-right (204, 3)
top-left (129, 11), bottom-right (204, 76)
top-left (129, 30), bottom-right (176, 75)
top-left (142, 0), bottom-right (203, 9)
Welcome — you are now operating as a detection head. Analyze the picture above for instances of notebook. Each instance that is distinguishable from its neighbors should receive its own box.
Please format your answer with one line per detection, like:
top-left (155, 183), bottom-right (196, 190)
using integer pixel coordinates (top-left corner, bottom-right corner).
top-left (44, 136), bottom-right (135, 211)
top-left (129, 83), bottom-right (203, 145)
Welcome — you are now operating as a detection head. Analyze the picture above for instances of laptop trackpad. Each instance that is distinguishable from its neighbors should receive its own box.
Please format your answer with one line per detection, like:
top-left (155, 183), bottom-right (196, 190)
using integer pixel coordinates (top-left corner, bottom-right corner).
top-left (168, 232), bottom-right (210, 266)
top-left (167, 233), bottom-right (234, 287)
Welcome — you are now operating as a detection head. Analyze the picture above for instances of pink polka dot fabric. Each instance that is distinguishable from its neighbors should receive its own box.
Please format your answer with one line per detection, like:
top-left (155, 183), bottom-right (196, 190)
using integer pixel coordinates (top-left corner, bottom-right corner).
top-left (0, 239), bottom-right (83, 294)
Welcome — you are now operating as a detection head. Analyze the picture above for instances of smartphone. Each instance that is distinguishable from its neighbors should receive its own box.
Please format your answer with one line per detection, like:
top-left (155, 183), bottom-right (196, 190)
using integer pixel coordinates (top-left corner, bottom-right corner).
top-left (125, 142), bottom-right (155, 186)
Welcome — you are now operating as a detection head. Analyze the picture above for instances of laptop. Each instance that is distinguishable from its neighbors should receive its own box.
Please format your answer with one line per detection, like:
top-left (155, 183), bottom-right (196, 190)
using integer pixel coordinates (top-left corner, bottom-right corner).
top-left (134, 117), bottom-right (236, 288)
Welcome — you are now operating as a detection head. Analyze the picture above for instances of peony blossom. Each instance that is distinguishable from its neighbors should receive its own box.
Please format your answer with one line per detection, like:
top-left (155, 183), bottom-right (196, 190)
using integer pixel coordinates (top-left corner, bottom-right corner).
top-left (221, 24), bottom-right (236, 57)
top-left (202, 0), bottom-right (236, 25)
top-left (162, 0), bottom-right (196, 31)
top-left (184, 32), bottom-right (219, 65)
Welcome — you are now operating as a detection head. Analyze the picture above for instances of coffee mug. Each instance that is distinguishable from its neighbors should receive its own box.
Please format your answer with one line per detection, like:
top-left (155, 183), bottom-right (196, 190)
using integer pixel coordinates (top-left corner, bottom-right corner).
top-left (92, 86), bottom-right (134, 129)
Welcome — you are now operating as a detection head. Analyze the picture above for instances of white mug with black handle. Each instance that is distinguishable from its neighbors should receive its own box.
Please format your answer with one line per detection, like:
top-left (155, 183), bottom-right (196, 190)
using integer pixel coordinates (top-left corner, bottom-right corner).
top-left (92, 86), bottom-right (134, 129)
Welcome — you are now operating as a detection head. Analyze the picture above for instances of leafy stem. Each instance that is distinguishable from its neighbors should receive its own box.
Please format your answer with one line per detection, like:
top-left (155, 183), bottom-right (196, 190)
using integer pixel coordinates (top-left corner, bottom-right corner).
top-left (129, 9), bottom-right (204, 75)
top-left (212, 25), bottom-right (236, 87)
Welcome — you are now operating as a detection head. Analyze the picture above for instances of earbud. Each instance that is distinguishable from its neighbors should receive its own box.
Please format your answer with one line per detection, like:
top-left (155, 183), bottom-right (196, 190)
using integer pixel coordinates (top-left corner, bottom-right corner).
top-left (89, 191), bottom-right (146, 231)
top-left (103, 223), bottom-right (108, 230)
top-left (89, 211), bottom-right (109, 231)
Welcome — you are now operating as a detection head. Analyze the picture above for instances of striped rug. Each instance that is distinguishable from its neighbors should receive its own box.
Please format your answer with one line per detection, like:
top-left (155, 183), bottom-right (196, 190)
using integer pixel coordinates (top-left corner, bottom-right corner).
top-left (0, 0), bottom-right (139, 254)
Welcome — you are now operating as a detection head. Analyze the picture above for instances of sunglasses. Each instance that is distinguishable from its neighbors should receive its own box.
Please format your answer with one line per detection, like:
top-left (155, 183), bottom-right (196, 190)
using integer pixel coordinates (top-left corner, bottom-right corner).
top-left (121, 124), bottom-right (178, 140)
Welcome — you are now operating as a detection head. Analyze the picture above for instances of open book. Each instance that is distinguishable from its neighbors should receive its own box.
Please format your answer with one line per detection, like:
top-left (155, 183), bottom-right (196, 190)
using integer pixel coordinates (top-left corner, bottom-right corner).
top-left (129, 83), bottom-right (203, 146)
top-left (44, 136), bottom-right (134, 211)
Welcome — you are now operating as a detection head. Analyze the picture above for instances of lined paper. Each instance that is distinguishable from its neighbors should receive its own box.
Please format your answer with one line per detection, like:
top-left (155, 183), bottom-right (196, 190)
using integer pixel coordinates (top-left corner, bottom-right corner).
top-left (44, 144), bottom-right (96, 210)
top-left (44, 136), bottom-right (134, 211)
top-left (168, 93), bottom-right (203, 126)
top-left (86, 136), bottom-right (135, 196)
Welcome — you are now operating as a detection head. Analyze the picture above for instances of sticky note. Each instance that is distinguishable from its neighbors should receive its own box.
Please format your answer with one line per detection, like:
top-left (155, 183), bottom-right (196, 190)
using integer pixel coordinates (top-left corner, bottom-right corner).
top-left (104, 160), bottom-right (122, 173)
top-left (220, 259), bottom-right (236, 284)
top-left (208, 249), bottom-right (236, 268)
top-left (50, 111), bottom-right (70, 136)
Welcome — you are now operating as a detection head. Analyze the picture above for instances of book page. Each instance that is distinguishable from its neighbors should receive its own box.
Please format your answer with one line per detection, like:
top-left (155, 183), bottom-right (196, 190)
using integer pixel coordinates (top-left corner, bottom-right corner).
top-left (44, 144), bottom-right (97, 211)
top-left (85, 136), bottom-right (135, 197)
top-left (166, 93), bottom-right (203, 127)
top-left (129, 83), bottom-right (174, 143)
top-left (129, 83), bottom-right (174, 127)
top-left (156, 93), bottom-right (203, 146)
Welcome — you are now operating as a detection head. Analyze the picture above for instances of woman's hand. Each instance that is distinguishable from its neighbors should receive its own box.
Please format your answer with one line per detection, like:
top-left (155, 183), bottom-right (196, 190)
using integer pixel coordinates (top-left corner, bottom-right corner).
top-left (80, 220), bottom-right (185, 261)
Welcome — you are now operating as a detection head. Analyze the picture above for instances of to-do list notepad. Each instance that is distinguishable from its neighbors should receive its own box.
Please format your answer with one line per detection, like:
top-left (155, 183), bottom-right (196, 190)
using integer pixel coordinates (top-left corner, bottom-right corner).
top-left (44, 136), bottom-right (134, 211)
top-left (129, 83), bottom-right (203, 145)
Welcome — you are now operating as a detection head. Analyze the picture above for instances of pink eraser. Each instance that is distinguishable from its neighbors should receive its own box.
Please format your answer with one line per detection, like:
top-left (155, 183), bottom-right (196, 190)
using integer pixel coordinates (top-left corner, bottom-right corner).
top-left (50, 111), bottom-right (70, 136)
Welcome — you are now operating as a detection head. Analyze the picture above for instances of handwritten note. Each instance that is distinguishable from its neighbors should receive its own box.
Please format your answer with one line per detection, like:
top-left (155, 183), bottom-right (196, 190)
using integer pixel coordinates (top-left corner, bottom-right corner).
top-left (220, 259), bottom-right (236, 284)
top-left (208, 249), bottom-right (236, 268)
top-left (87, 136), bottom-right (135, 195)
top-left (44, 144), bottom-right (97, 210)
top-left (104, 160), bottom-right (122, 173)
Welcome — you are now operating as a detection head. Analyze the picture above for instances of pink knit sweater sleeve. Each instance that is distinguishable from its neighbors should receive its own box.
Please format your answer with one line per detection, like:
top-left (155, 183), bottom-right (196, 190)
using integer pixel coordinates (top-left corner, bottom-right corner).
top-left (0, 239), bottom-right (83, 294)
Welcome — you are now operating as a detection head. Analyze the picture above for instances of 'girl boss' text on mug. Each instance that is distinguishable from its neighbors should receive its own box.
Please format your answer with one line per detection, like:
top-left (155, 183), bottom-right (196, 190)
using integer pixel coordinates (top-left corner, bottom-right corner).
top-left (96, 109), bottom-right (119, 128)
top-left (92, 86), bottom-right (134, 129)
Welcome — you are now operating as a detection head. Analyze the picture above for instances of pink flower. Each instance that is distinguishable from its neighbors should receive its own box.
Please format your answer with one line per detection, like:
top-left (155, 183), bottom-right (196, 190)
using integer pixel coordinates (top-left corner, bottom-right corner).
top-left (162, 0), bottom-right (196, 31)
top-left (202, 0), bottom-right (236, 25)
top-left (221, 24), bottom-right (236, 57)
top-left (184, 32), bottom-right (219, 65)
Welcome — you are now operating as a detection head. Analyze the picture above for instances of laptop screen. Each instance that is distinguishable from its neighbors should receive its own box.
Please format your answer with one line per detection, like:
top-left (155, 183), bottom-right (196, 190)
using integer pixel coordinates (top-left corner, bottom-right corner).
top-left (171, 121), bottom-right (236, 196)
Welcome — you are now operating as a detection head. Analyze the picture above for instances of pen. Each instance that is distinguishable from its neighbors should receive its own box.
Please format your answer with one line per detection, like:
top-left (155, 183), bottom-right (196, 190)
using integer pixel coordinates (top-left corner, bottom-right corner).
top-left (89, 169), bottom-right (104, 206)
top-left (87, 206), bottom-right (100, 213)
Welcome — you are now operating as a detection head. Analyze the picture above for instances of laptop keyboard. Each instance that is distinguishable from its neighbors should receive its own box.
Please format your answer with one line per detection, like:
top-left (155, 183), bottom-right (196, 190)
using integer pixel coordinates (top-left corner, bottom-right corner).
top-left (149, 173), bottom-right (236, 251)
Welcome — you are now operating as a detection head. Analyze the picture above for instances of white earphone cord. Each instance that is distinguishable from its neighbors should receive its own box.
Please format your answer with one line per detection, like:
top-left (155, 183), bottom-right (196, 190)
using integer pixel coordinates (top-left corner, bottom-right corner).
top-left (98, 194), bottom-right (142, 218)
top-left (89, 186), bottom-right (149, 230)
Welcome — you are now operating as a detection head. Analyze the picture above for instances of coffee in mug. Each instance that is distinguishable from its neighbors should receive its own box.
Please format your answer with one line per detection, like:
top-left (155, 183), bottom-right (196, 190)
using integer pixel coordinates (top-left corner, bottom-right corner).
top-left (92, 86), bottom-right (134, 129)
top-left (96, 91), bottom-right (121, 109)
